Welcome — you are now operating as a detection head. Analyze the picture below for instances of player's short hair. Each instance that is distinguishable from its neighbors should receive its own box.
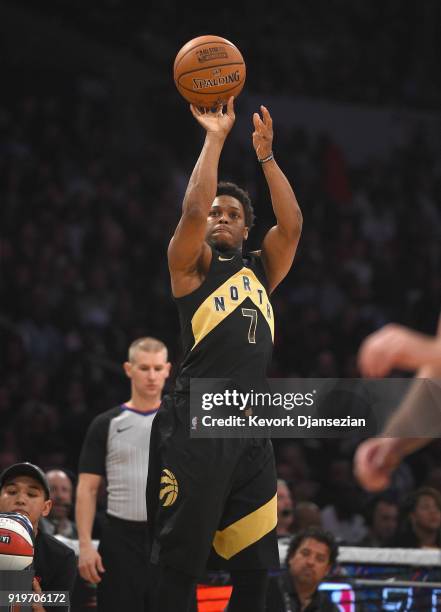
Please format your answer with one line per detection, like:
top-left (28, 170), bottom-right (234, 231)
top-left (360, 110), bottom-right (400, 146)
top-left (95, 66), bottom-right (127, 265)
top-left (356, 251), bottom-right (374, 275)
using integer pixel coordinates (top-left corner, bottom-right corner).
top-left (286, 527), bottom-right (338, 566)
top-left (217, 181), bottom-right (255, 229)
top-left (128, 337), bottom-right (168, 363)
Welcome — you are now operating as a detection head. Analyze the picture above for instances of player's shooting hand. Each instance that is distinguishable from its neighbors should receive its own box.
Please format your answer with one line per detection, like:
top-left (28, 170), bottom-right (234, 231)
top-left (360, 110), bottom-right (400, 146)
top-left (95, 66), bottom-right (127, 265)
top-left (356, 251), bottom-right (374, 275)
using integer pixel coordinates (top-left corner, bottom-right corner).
top-left (358, 323), bottom-right (434, 377)
top-left (252, 105), bottom-right (273, 160)
top-left (78, 543), bottom-right (105, 584)
top-left (190, 96), bottom-right (235, 138)
top-left (354, 437), bottom-right (401, 492)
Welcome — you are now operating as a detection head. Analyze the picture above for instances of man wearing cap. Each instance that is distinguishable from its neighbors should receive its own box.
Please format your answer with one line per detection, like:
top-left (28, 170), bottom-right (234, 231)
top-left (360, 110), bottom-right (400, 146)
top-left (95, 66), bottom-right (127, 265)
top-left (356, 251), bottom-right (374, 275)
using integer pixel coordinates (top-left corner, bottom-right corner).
top-left (0, 462), bottom-right (77, 611)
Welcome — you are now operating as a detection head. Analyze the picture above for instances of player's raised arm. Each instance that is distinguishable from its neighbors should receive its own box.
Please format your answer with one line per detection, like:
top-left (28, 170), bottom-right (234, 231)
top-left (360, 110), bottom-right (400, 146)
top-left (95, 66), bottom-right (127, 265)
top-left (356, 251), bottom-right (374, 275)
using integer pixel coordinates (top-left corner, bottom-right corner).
top-left (253, 106), bottom-right (303, 294)
top-left (168, 98), bottom-right (235, 297)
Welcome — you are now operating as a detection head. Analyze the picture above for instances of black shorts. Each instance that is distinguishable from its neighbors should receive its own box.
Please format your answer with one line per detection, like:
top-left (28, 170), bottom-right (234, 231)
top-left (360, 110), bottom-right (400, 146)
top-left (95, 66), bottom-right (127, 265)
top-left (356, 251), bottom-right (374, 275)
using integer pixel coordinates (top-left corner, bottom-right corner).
top-left (146, 394), bottom-right (279, 578)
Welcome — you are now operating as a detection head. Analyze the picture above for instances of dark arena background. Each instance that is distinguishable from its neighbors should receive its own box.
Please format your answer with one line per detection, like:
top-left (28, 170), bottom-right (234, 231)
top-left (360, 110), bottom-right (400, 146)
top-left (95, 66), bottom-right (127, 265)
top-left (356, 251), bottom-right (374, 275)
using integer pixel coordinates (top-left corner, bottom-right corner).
top-left (0, 2), bottom-right (440, 610)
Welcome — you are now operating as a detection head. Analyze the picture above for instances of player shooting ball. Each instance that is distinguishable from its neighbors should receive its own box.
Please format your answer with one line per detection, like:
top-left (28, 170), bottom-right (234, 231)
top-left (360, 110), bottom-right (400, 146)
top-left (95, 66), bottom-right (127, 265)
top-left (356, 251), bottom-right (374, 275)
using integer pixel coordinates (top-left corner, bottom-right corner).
top-left (146, 96), bottom-right (302, 612)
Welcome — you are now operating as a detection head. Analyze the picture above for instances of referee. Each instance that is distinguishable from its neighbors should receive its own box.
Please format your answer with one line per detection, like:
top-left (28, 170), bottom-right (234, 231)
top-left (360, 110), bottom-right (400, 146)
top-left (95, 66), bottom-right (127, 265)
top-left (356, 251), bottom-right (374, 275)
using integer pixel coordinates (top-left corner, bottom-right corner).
top-left (76, 337), bottom-right (170, 612)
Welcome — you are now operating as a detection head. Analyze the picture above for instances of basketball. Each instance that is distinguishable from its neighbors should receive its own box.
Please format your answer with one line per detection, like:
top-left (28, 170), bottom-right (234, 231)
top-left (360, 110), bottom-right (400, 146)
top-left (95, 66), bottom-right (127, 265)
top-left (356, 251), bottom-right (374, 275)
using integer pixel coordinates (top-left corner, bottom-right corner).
top-left (0, 513), bottom-right (34, 570)
top-left (173, 35), bottom-right (246, 107)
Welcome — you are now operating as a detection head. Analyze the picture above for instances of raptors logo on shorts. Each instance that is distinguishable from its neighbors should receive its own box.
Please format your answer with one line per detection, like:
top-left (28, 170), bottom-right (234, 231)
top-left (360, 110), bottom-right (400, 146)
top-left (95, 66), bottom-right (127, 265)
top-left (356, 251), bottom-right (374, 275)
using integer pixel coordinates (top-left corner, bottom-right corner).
top-left (159, 469), bottom-right (178, 507)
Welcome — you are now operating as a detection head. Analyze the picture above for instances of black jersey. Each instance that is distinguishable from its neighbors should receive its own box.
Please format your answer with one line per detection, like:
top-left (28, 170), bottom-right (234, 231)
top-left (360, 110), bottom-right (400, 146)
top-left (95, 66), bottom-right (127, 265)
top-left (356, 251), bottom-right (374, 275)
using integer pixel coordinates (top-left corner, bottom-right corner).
top-left (175, 247), bottom-right (274, 393)
top-left (34, 531), bottom-right (77, 610)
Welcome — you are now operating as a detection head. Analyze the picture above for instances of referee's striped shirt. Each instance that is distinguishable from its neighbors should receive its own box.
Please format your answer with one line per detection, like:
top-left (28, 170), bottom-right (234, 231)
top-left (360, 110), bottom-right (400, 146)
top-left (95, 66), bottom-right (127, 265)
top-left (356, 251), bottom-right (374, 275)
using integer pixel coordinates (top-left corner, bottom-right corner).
top-left (78, 405), bottom-right (158, 521)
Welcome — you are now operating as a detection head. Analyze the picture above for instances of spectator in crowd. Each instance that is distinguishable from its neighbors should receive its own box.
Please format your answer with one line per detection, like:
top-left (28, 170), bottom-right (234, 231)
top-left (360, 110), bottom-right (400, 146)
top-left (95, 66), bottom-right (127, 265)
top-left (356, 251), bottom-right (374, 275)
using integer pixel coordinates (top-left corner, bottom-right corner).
top-left (276, 442), bottom-right (321, 504)
top-left (321, 484), bottom-right (368, 545)
top-left (76, 337), bottom-right (170, 612)
top-left (293, 502), bottom-right (322, 533)
top-left (393, 487), bottom-right (441, 549)
top-left (320, 460), bottom-right (368, 544)
top-left (424, 466), bottom-right (441, 496)
top-left (40, 469), bottom-right (78, 538)
top-left (277, 479), bottom-right (295, 537)
top-left (0, 462), bottom-right (77, 611)
top-left (359, 494), bottom-right (399, 547)
top-left (266, 527), bottom-right (339, 611)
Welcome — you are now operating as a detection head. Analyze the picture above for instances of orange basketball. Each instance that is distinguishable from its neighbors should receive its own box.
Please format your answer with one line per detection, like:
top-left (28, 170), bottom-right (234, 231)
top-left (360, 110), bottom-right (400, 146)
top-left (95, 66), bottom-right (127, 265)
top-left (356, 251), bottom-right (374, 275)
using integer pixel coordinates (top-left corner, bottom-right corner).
top-left (173, 35), bottom-right (246, 107)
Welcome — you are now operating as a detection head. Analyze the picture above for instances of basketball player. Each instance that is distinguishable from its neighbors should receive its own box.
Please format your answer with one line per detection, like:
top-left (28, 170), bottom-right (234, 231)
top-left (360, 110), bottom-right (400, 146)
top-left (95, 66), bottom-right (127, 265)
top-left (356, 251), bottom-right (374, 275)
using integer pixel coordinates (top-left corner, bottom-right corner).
top-left (76, 337), bottom-right (171, 612)
top-left (146, 97), bottom-right (302, 612)
top-left (354, 315), bottom-right (441, 492)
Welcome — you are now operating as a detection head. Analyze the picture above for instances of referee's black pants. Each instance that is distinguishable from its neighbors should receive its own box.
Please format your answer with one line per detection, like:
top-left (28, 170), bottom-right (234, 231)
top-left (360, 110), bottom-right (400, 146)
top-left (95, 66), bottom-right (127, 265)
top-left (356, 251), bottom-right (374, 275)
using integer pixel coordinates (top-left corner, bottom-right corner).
top-left (97, 514), bottom-right (150, 612)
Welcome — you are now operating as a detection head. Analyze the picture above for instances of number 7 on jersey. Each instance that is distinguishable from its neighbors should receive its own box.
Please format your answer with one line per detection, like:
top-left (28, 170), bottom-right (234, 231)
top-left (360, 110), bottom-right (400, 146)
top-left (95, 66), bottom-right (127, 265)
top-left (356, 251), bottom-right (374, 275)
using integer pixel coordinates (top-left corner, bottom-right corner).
top-left (241, 308), bottom-right (257, 344)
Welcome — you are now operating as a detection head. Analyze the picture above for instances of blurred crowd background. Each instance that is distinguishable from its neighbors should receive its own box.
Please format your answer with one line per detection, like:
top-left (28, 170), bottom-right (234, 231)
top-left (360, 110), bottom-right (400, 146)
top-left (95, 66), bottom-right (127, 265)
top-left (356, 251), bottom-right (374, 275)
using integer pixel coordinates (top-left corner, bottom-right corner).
top-left (1, 1), bottom-right (440, 547)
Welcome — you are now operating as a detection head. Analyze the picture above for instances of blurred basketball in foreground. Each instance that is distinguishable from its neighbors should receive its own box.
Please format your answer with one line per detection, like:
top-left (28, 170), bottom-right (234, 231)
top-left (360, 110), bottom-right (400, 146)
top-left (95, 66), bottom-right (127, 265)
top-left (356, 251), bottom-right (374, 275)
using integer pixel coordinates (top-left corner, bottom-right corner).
top-left (0, 512), bottom-right (34, 570)
top-left (173, 35), bottom-right (246, 107)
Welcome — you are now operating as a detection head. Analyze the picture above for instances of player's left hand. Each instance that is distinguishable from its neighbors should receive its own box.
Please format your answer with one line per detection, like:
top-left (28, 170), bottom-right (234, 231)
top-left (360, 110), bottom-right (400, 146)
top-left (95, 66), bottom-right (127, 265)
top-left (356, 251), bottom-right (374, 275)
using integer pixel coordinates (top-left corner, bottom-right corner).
top-left (358, 323), bottom-right (433, 377)
top-left (252, 105), bottom-right (273, 160)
